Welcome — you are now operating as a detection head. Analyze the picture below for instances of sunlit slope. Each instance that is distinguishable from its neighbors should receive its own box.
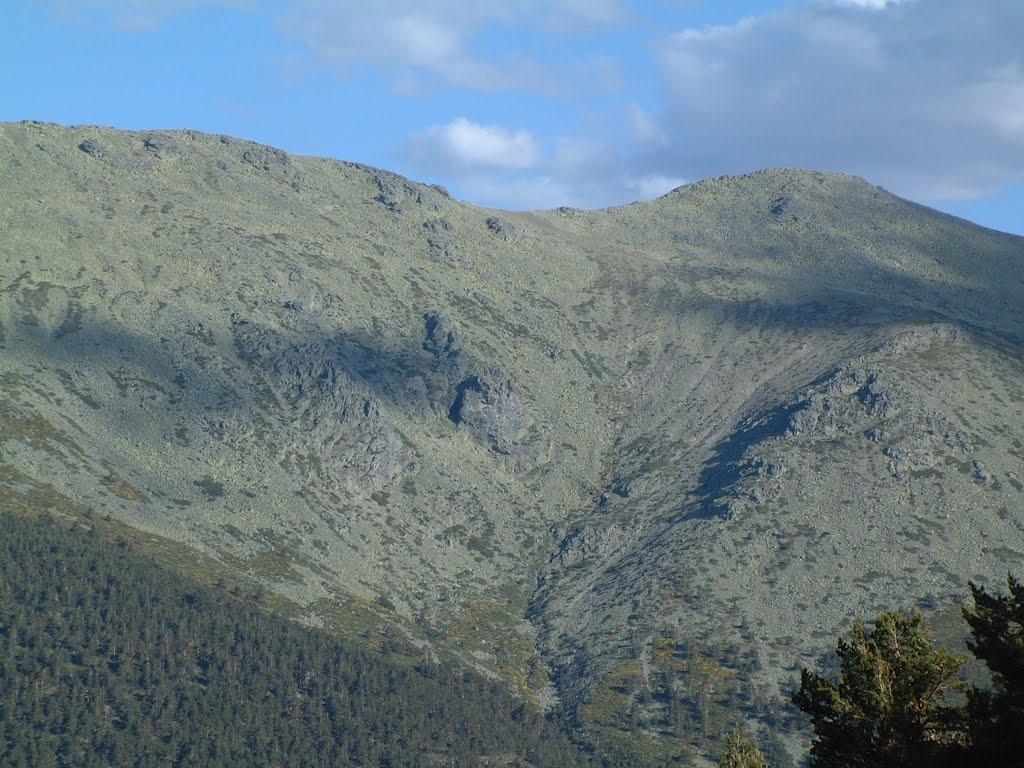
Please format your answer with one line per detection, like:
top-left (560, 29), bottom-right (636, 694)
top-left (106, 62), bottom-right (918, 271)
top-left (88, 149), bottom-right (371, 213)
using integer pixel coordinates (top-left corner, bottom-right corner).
top-left (1, 122), bottom-right (1021, 759)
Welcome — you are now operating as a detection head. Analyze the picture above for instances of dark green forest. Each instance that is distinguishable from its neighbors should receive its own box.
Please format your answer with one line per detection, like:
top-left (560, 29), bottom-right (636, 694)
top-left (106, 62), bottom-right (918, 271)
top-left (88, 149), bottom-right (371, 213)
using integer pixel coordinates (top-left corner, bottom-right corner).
top-left (3, 506), bottom-right (1022, 768)
top-left (0, 512), bottom-right (587, 768)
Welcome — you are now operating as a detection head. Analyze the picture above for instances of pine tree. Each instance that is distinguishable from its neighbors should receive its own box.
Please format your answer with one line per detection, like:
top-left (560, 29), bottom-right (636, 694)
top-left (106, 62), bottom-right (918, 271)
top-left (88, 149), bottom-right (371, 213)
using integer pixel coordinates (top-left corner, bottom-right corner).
top-left (963, 575), bottom-right (1024, 766)
top-left (719, 728), bottom-right (769, 768)
top-left (793, 611), bottom-right (967, 768)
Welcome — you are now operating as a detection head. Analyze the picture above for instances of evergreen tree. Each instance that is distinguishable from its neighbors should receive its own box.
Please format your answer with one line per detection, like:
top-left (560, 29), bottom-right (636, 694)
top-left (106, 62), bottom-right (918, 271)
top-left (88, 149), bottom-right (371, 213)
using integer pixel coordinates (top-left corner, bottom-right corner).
top-left (718, 728), bottom-right (769, 768)
top-left (792, 611), bottom-right (967, 768)
top-left (963, 575), bottom-right (1024, 766)
top-left (0, 512), bottom-right (589, 768)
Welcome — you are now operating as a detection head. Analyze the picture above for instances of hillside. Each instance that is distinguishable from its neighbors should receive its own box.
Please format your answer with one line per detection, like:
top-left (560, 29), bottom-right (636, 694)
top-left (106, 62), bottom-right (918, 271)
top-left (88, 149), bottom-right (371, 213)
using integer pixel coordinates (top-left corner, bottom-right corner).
top-left (0, 511), bottom-right (586, 767)
top-left (1, 121), bottom-right (1022, 763)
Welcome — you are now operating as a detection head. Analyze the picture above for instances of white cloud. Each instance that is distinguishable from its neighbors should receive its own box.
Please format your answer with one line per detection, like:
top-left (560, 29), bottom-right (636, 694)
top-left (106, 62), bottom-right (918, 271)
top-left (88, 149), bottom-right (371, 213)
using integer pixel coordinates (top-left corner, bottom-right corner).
top-left (625, 103), bottom-right (667, 147)
top-left (405, 118), bottom-right (541, 174)
top-left (625, 174), bottom-right (686, 199)
top-left (835, 0), bottom-right (903, 8)
top-left (646, 0), bottom-right (1024, 201)
top-left (403, 120), bottom-right (685, 210)
top-left (280, 0), bottom-right (627, 92)
top-left (53, 0), bottom-right (1024, 212)
top-left (454, 175), bottom-right (579, 211)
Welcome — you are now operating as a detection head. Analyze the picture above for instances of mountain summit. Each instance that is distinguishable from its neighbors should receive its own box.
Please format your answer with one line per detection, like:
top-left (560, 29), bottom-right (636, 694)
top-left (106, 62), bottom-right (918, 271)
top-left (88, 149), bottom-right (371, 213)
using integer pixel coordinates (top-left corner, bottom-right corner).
top-left (2, 121), bottom-right (1022, 762)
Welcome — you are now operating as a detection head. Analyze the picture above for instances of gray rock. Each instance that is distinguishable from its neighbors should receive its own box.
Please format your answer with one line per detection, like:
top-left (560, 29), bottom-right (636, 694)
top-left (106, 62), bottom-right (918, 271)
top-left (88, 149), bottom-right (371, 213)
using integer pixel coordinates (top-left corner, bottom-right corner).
top-left (242, 144), bottom-right (291, 173)
top-left (241, 144), bottom-right (303, 190)
top-left (423, 217), bottom-right (453, 234)
top-left (141, 133), bottom-right (182, 159)
top-left (787, 393), bottom-right (838, 437)
top-left (864, 427), bottom-right (885, 443)
top-left (449, 367), bottom-right (525, 454)
top-left (486, 216), bottom-right (517, 241)
top-left (78, 139), bottom-right (104, 158)
top-left (373, 172), bottom-right (423, 214)
top-left (857, 373), bottom-right (895, 417)
top-left (770, 195), bottom-right (792, 216)
top-left (232, 318), bottom-right (412, 486)
top-left (421, 312), bottom-right (468, 411)
top-left (549, 523), bottom-right (628, 568)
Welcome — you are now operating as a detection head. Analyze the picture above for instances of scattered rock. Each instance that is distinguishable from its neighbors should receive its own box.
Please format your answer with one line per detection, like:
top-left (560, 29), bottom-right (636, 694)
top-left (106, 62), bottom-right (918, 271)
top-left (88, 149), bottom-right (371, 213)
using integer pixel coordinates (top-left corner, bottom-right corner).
top-left (242, 144), bottom-right (291, 173)
top-left (78, 139), bottom-right (104, 158)
top-left (423, 217), bottom-right (453, 234)
top-left (549, 523), bottom-right (628, 568)
top-left (241, 144), bottom-right (303, 190)
top-left (141, 133), bottom-right (182, 159)
top-left (427, 237), bottom-right (468, 265)
top-left (883, 441), bottom-right (941, 480)
top-left (486, 216), bottom-right (517, 241)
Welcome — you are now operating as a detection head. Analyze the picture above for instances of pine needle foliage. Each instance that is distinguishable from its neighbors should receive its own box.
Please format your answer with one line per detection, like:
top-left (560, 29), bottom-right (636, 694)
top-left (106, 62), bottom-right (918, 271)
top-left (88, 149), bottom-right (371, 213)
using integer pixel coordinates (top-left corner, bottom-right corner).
top-left (718, 728), bottom-right (769, 768)
top-left (793, 611), bottom-right (967, 768)
top-left (963, 575), bottom-right (1024, 767)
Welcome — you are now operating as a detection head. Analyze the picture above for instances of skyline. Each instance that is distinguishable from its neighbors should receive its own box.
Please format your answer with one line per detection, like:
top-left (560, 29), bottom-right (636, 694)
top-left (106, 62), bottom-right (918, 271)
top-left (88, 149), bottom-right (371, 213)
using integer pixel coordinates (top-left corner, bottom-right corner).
top-left (4, 0), bottom-right (1022, 235)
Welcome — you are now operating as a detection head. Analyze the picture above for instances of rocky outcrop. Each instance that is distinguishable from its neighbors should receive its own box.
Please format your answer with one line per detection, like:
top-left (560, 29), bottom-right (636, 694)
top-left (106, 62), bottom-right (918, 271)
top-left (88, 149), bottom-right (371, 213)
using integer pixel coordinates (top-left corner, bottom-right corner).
top-left (232, 318), bottom-right (412, 486)
top-left (373, 171), bottom-right (428, 215)
top-left (787, 366), bottom-right (897, 437)
top-left (141, 132), bottom-right (183, 159)
top-left (449, 368), bottom-right (525, 455)
top-left (485, 216), bottom-right (517, 241)
top-left (241, 144), bottom-right (291, 173)
top-left (420, 313), bottom-right (529, 455)
top-left (421, 312), bottom-right (467, 412)
top-left (78, 139), bottom-right (104, 158)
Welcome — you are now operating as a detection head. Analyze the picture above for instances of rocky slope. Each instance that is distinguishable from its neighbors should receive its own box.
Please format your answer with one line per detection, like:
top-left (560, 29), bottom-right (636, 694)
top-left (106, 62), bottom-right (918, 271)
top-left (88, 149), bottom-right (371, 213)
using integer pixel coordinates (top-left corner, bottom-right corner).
top-left (1, 121), bottom-right (1021, 763)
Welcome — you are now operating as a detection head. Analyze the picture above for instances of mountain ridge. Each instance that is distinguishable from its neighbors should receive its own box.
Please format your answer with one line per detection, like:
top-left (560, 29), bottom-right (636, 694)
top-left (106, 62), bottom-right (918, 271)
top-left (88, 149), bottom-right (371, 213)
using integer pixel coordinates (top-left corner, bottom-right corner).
top-left (2, 120), bottom-right (1021, 763)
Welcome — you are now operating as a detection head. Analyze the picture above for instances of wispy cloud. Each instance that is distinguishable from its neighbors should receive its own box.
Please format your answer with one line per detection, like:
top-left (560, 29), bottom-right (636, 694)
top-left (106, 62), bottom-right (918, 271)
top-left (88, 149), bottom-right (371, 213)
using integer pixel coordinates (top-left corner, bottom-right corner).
top-left (403, 116), bottom-right (686, 210)
top-left (279, 0), bottom-right (628, 93)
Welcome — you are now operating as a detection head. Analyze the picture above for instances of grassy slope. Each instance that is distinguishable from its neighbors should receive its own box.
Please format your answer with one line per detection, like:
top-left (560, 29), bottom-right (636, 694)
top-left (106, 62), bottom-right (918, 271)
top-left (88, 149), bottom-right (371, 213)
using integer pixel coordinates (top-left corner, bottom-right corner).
top-left (1, 121), bottom-right (1022, 763)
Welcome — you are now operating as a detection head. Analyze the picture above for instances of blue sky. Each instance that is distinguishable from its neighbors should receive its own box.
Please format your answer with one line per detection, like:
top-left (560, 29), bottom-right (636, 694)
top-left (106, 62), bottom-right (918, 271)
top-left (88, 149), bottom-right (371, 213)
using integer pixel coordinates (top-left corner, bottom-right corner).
top-left (3, 1), bottom-right (1022, 235)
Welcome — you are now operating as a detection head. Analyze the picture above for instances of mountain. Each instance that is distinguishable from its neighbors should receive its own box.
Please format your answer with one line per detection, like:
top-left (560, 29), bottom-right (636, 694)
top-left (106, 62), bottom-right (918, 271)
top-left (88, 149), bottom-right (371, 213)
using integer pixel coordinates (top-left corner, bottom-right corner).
top-left (1, 121), bottom-right (1022, 764)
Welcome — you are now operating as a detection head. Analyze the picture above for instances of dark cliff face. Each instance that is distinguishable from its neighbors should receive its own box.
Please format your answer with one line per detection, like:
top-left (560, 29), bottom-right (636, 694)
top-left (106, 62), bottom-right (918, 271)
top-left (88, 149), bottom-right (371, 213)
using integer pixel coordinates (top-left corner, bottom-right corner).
top-left (2, 121), bottom-right (1023, 765)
